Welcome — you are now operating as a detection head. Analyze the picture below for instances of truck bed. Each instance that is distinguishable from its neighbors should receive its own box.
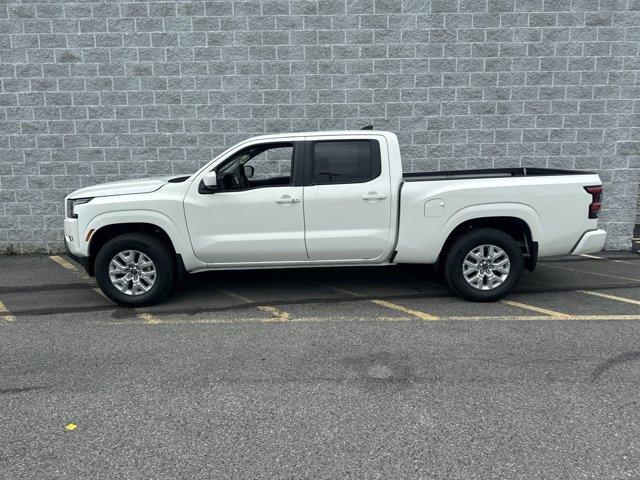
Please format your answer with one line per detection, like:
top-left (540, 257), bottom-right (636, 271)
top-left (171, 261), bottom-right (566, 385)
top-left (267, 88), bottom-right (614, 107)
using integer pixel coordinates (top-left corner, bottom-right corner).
top-left (403, 167), bottom-right (592, 182)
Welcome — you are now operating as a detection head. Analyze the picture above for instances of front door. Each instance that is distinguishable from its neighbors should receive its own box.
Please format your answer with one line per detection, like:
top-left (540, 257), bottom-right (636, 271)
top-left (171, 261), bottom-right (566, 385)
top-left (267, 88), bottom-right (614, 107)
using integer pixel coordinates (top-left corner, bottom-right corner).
top-left (184, 141), bottom-right (308, 264)
top-left (303, 138), bottom-right (392, 261)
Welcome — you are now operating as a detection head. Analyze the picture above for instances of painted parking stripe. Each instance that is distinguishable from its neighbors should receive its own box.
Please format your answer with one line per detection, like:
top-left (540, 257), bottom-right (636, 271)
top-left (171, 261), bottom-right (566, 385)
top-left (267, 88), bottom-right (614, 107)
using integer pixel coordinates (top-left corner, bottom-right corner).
top-left (257, 305), bottom-right (291, 322)
top-left (0, 300), bottom-right (15, 322)
top-left (501, 300), bottom-right (571, 318)
top-left (106, 313), bottom-right (640, 327)
top-left (49, 255), bottom-right (96, 283)
top-left (49, 255), bottom-right (78, 271)
top-left (577, 290), bottom-right (640, 306)
top-left (50, 255), bottom-right (111, 303)
top-left (307, 278), bottom-right (439, 320)
top-left (540, 263), bottom-right (640, 284)
top-left (371, 299), bottom-right (438, 320)
top-left (212, 286), bottom-right (291, 322)
top-left (576, 252), bottom-right (640, 266)
top-left (138, 312), bottom-right (161, 325)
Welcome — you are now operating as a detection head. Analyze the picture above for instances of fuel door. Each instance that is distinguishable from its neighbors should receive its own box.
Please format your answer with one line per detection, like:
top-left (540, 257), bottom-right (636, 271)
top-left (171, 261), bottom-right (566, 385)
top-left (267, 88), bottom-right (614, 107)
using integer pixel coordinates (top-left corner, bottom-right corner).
top-left (424, 198), bottom-right (445, 218)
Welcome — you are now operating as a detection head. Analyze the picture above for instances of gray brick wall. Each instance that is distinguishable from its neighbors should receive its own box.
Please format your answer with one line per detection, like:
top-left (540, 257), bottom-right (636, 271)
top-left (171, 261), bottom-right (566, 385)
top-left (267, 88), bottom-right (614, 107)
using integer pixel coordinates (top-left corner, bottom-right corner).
top-left (1, 0), bottom-right (639, 253)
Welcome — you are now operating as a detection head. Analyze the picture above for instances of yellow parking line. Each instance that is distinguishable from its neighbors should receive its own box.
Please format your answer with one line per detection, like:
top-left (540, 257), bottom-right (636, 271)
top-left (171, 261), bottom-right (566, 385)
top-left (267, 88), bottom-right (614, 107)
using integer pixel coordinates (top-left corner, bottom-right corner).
top-left (257, 305), bottom-right (291, 322)
top-left (49, 254), bottom-right (80, 271)
top-left (0, 300), bottom-right (15, 322)
top-left (138, 312), bottom-right (161, 325)
top-left (305, 279), bottom-right (361, 297)
top-left (612, 260), bottom-right (640, 266)
top-left (501, 300), bottom-right (571, 319)
top-left (49, 255), bottom-right (96, 282)
top-left (213, 286), bottom-right (291, 323)
top-left (213, 287), bottom-right (253, 303)
top-left (371, 299), bottom-right (439, 321)
top-left (105, 312), bottom-right (640, 327)
top-left (307, 278), bottom-right (438, 319)
top-left (449, 314), bottom-right (640, 321)
top-left (540, 263), bottom-right (640, 283)
top-left (577, 290), bottom-right (640, 306)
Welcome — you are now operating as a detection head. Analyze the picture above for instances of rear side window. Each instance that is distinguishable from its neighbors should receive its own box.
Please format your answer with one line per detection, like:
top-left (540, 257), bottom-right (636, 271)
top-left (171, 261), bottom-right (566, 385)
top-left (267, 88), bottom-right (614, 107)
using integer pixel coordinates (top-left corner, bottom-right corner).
top-left (311, 140), bottom-right (381, 185)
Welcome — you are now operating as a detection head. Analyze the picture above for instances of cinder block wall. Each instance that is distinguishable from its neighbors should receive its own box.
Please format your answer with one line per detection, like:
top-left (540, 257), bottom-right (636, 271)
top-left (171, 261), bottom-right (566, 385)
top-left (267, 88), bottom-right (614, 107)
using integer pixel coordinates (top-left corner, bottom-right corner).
top-left (1, 0), bottom-right (639, 253)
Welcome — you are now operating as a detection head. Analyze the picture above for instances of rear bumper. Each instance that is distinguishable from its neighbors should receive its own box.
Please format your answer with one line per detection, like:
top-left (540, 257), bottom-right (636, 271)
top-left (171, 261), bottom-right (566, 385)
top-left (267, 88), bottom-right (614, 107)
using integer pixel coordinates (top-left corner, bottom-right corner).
top-left (571, 229), bottom-right (606, 255)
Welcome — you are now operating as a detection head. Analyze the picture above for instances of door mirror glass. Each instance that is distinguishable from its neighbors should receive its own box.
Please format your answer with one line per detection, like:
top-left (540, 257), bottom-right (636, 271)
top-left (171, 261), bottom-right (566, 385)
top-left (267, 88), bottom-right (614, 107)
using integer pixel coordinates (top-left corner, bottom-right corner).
top-left (243, 165), bottom-right (255, 178)
top-left (202, 171), bottom-right (218, 189)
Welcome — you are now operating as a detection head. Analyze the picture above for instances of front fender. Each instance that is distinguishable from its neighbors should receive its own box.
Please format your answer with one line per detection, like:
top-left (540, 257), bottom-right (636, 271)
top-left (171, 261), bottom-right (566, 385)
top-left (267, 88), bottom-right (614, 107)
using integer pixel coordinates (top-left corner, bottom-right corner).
top-left (84, 210), bottom-right (189, 257)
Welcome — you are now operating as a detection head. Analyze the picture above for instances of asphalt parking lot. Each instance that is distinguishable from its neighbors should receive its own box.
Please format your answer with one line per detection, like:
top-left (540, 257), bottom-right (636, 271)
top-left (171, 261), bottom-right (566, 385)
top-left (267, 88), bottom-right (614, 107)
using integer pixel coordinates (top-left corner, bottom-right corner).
top-left (2, 251), bottom-right (640, 479)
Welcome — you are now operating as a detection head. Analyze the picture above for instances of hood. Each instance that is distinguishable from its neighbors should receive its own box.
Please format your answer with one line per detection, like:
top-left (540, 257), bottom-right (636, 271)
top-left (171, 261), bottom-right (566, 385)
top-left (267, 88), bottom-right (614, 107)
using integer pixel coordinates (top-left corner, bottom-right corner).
top-left (68, 175), bottom-right (190, 199)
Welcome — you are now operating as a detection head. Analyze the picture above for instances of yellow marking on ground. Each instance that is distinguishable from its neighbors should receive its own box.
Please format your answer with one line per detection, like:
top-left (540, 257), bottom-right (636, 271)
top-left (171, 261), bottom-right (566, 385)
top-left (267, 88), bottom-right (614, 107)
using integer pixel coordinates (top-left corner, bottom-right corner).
top-left (138, 312), bottom-right (161, 325)
top-left (65, 423), bottom-right (77, 431)
top-left (0, 300), bottom-right (15, 322)
top-left (578, 254), bottom-right (602, 259)
top-left (49, 255), bottom-right (78, 271)
top-left (93, 287), bottom-right (107, 299)
top-left (257, 305), bottom-right (291, 322)
top-left (213, 287), bottom-right (253, 303)
top-left (577, 290), bottom-right (640, 306)
top-left (501, 300), bottom-right (571, 318)
top-left (305, 278), bottom-right (361, 297)
top-left (449, 314), bottom-right (640, 321)
top-left (612, 259), bottom-right (640, 266)
top-left (50, 255), bottom-right (100, 292)
top-left (307, 278), bottom-right (439, 320)
top-left (540, 263), bottom-right (640, 283)
top-left (371, 299), bottom-right (439, 321)
top-left (104, 313), bottom-right (640, 327)
top-left (212, 286), bottom-right (292, 323)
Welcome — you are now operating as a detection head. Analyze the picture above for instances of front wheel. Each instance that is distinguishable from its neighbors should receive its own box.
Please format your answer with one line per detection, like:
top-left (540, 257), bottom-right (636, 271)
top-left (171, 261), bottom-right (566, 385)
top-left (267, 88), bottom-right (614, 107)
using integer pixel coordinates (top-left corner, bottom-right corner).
top-left (444, 228), bottom-right (524, 302)
top-left (94, 233), bottom-right (175, 307)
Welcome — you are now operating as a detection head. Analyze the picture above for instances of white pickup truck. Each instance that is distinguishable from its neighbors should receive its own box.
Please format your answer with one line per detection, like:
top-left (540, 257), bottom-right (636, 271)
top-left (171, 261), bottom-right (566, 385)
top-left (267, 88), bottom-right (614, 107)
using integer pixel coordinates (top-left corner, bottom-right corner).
top-left (64, 129), bottom-right (606, 307)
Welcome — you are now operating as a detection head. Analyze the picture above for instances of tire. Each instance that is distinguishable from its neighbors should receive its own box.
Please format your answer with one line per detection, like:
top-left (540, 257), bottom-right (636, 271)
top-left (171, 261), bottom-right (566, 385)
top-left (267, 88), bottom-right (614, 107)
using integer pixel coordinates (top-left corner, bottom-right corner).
top-left (443, 228), bottom-right (524, 302)
top-left (94, 233), bottom-right (175, 307)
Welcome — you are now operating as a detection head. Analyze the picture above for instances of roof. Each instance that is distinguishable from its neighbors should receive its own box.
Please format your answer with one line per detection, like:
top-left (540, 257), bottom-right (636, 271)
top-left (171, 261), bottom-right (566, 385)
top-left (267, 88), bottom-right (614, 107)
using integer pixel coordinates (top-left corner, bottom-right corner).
top-left (247, 130), bottom-right (395, 141)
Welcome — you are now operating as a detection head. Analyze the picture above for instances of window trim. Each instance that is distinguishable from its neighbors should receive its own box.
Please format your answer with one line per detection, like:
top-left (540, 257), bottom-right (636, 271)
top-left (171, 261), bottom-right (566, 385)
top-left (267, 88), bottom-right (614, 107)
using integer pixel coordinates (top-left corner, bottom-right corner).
top-left (303, 139), bottom-right (382, 187)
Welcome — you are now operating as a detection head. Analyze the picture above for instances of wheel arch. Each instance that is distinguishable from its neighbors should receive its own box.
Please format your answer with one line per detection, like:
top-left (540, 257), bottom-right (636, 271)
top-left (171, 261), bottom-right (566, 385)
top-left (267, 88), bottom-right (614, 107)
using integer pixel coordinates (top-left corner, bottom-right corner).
top-left (438, 215), bottom-right (538, 271)
top-left (89, 222), bottom-right (177, 258)
top-left (85, 212), bottom-right (185, 277)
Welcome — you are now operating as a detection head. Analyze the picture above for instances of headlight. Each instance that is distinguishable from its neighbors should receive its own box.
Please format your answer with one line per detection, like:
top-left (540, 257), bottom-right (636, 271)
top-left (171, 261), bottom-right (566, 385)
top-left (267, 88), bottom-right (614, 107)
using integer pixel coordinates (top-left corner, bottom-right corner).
top-left (66, 197), bottom-right (93, 218)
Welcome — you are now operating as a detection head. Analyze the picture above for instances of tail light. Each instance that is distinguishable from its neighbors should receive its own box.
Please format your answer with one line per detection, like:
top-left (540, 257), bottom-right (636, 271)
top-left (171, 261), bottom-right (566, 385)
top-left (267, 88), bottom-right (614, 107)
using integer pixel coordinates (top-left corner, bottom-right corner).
top-left (584, 185), bottom-right (602, 219)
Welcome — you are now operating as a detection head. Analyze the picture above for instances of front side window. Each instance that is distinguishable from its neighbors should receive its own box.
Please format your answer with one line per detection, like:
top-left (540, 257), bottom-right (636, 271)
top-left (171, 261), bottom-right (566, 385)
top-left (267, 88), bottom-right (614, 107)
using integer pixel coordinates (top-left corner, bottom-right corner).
top-left (311, 140), bottom-right (380, 185)
top-left (216, 143), bottom-right (293, 191)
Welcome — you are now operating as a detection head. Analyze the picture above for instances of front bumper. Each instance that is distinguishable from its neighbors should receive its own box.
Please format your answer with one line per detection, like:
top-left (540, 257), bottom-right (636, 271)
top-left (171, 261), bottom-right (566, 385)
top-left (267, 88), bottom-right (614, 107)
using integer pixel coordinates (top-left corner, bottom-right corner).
top-left (64, 243), bottom-right (94, 276)
top-left (571, 229), bottom-right (607, 255)
top-left (63, 217), bottom-right (94, 276)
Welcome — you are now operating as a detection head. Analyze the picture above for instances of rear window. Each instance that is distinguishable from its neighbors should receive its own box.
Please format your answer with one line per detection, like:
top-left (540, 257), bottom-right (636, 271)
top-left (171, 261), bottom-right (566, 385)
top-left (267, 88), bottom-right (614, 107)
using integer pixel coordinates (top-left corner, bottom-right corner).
top-left (311, 140), bottom-right (380, 185)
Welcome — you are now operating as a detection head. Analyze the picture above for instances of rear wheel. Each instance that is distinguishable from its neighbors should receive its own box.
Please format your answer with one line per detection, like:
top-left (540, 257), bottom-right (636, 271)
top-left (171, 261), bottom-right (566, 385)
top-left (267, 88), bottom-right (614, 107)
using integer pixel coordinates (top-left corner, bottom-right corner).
top-left (444, 228), bottom-right (523, 302)
top-left (95, 233), bottom-right (175, 307)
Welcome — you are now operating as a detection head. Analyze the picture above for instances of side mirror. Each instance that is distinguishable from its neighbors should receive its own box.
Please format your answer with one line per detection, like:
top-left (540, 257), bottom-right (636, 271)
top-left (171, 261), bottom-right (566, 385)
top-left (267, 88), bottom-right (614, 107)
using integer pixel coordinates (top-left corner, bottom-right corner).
top-left (202, 171), bottom-right (218, 189)
top-left (243, 165), bottom-right (254, 178)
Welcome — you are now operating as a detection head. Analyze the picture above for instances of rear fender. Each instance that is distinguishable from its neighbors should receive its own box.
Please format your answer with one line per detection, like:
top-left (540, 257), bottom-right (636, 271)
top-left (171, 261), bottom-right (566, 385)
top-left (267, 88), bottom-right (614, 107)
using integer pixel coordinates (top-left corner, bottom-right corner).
top-left (436, 203), bottom-right (543, 260)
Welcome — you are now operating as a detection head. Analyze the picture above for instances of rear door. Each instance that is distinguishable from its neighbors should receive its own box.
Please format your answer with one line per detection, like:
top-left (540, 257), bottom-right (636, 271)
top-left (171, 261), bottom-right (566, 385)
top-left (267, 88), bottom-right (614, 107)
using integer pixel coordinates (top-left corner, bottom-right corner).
top-left (302, 136), bottom-right (392, 261)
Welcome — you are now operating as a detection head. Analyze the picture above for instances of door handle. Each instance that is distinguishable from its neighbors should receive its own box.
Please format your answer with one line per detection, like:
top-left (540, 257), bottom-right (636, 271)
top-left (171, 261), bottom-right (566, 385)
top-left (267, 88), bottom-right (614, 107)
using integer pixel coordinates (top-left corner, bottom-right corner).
top-left (276, 195), bottom-right (300, 204)
top-left (362, 192), bottom-right (387, 201)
